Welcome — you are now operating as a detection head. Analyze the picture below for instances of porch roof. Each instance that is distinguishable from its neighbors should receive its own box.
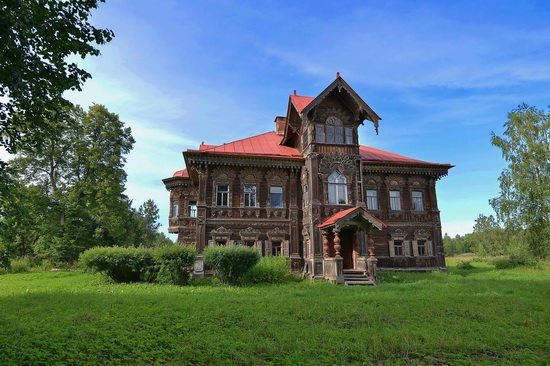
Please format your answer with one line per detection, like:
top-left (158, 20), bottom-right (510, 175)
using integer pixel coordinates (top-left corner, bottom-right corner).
top-left (318, 206), bottom-right (386, 231)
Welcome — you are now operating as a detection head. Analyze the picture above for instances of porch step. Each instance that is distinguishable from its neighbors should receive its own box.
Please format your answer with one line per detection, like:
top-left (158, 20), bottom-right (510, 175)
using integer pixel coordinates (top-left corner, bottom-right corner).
top-left (343, 269), bottom-right (375, 286)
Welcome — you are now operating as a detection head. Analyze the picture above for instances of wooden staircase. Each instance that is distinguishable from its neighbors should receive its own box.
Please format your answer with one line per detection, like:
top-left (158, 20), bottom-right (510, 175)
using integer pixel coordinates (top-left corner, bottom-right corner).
top-left (343, 269), bottom-right (375, 286)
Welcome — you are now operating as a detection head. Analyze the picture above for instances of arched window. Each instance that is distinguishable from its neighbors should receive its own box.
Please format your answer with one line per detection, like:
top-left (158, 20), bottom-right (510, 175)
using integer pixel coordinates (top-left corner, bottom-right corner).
top-left (328, 171), bottom-right (347, 204)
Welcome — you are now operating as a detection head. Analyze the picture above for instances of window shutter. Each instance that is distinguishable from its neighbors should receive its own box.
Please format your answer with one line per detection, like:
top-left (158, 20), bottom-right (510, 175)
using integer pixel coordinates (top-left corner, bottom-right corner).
top-left (427, 241), bottom-right (434, 256)
top-left (388, 240), bottom-right (395, 257)
top-left (404, 241), bottom-right (411, 256)
top-left (282, 240), bottom-right (290, 256)
top-left (254, 240), bottom-right (262, 253)
top-left (208, 240), bottom-right (215, 247)
top-left (264, 240), bottom-right (272, 257)
top-left (412, 240), bottom-right (419, 257)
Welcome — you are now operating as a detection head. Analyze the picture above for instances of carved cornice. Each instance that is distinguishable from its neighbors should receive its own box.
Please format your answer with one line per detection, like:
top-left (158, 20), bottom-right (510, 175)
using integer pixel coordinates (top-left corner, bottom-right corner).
top-left (390, 228), bottom-right (408, 240)
top-left (414, 229), bottom-right (431, 240)
top-left (364, 164), bottom-right (451, 180)
top-left (185, 153), bottom-right (304, 170)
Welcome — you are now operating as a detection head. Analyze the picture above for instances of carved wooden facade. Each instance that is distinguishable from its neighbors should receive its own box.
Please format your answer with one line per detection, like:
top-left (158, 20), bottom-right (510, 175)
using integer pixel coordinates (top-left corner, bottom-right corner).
top-left (163, 75), bottom-right (453, 281)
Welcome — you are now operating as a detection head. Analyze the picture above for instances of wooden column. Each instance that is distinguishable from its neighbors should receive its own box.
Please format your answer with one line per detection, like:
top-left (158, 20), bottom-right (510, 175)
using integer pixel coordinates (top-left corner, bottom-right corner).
top-left (334, 229), bottom-right (341, 258)
top-left (322, 230), bottom-right (329, 258)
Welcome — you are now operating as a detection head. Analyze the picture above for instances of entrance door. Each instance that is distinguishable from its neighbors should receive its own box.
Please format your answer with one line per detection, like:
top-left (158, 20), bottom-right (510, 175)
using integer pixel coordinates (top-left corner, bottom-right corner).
top-left (339, 229), bottom-right (354, 269)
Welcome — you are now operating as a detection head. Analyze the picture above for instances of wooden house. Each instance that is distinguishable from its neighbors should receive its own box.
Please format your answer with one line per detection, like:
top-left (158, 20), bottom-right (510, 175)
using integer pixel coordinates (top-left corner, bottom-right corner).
top-left (162, 75), bottom-right (453, 284)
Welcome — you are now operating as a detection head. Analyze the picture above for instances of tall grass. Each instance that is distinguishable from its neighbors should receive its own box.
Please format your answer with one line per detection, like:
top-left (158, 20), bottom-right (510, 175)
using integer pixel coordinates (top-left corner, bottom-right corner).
top-left (0, 258), bottom-right (549, 365)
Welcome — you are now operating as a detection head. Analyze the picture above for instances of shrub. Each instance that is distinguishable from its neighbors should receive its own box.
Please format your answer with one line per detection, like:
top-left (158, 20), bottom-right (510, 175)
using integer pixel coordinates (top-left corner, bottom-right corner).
top-left (244, 256), bottom-right (294, 284)
top-left (79, 247), bottom-right (155, 283)
top-left (494, 255), bottom-right (537, 270)
top-left (152, 245), bottom-right (195, 285)
top-left (79, 246), bottom-right (196, 284)
top-left (456, 261), bottom-right (474, 270)
top-left (203, 246), bottom-right (260, 285)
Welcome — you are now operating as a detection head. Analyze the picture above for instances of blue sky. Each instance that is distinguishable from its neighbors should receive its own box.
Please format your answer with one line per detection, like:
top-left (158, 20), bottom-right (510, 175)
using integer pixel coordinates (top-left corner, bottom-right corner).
top-left (60, 0), bottom-right (550, 239)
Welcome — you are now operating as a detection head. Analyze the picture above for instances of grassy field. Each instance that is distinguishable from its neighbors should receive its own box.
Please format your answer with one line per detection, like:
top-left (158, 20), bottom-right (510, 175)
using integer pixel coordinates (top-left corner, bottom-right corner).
top-left (0, 257), bottom-right (549, 365)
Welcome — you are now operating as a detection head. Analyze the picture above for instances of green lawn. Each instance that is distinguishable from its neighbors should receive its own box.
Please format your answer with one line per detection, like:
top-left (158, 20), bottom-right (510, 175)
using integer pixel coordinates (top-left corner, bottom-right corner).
top-left (1, 258), bottom-right (549, 365)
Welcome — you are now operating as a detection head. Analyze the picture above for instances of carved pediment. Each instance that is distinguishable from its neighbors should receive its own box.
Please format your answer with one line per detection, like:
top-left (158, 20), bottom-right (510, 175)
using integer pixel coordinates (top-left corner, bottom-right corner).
top-left (212, 167), bottom-right (236, 182)
top-left (266, 169), bottom-right (288, 182)
top-left (390, 228), bottom-right (407, 240)
top-left (414, 229), bottom-right (431, 240)
top-left (239, 227), bottom-right (261, 240)
top-left (267, 227), bottom-right (288, 241)
top-left (211, 226), bottom-right (233, 241)
top-left (316, 107), bottom-right (352, 126)
top-left (239, 168), bottom-right (263, 183)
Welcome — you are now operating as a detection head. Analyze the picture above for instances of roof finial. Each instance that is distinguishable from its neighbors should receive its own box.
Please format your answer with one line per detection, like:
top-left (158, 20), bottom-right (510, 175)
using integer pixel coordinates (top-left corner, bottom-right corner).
top-left (336, 71), bottom-right (340, 79)
top-left (293, 89), bottom-right (297, 96)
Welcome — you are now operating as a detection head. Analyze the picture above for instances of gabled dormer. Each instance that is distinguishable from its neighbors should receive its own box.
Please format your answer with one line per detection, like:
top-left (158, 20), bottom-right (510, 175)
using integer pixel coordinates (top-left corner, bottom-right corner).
top-left (280, 74), bottom-right (381, 156)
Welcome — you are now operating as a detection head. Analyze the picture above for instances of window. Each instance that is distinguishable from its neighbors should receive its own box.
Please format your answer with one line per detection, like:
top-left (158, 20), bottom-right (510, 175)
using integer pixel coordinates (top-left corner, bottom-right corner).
top-left (366, 189), bottom-right (378, 210)
top-left (345, 127), bottom-right (353, 144)
top-left (393, 240), bottom-right (403, 256)
top-left (315, 124), bottom-right (325, 143)
top-left (412, 191), bottom-right (424, 211)
top-left (389, 190), bottom-right (401, 210)
top-left (328, 171), bottom-right (347, 205)
top-left (245, 241), bottom-right (255, 247)
top-left (303, 185), bottom-right (308, 207)
top-left (272, 241), bottom-right (282, 256)
top-left (417, 240), bottom-right (426, 256)
top-left (244, 184), bottom-right (256, 207)
top-left (315, 117), bottom-right (353, 145)
top-left (216, 184), bottom-right (229, 206)
top-left (172, 202), bottom-right (179, 217)
top-left (270, 186), bottom-right (283, 208)
top-left (188, 201), bottom-right (197, 218)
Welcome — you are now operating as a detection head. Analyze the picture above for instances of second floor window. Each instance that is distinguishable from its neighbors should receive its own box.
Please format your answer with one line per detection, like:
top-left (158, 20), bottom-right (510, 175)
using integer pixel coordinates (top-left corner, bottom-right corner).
top-left (244, 184), bottom-right (256, 207)
top-left (172, 202), bottom-right (179, 217)
top-left (216, 184), bottom-right (229, 206)
top-left (366, 189), bottom-right (378, 210)
top-left (412, 191), bottom-right (424, 211)
top-left (188, 201), bottom-right (197, 218)
top-left (270, 186), bottom-right (283, 208)
top-left (389, 190), bottom-right (401, 210)
top-left (328, 171), bottom-right (347, 205)
top-left (315, 116), bottom-right (353, 145)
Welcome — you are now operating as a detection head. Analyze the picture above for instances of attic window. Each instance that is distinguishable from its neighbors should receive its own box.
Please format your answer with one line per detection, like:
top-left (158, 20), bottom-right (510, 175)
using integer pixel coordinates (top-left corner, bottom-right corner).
top-left (315, 117), bottom-right (353, 145)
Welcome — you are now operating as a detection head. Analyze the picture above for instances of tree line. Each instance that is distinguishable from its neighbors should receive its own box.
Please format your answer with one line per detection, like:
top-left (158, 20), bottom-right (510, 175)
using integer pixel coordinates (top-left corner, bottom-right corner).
top-left (0, 104), bottom-right (172, 266)
top-left (445, 103), bottom-right (550, 259)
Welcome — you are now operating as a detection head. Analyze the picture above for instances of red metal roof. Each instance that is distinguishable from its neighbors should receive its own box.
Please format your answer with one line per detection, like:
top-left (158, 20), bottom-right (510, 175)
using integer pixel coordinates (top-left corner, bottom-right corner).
top-left (318, 206), bottom-right (386, 229)
top-left (186, 131), bottom-right (303, 158)
top-left (360, 145), bottom-right (452, 167)
top-left (290, 95), bottom-right (315, 113)
top-left (175, 132), bottom-right (451, 179)
top-left (173, 169), bottom-right (189, 178)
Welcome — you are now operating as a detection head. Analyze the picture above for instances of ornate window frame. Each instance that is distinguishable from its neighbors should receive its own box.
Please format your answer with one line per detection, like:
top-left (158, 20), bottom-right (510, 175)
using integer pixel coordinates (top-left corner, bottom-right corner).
top-left (412, 229), bottom-right (433, 257)
top-left (388, 229), bottom-right (411, 257)
top-left (211, 167), bottom-right (235, 207)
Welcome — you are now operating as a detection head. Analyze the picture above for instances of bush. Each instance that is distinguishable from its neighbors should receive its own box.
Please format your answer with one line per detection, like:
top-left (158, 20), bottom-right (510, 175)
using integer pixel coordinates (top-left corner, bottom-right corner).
top-left (152, 245), bottom-right (195, 285)
top-left (244, 256), bottom-right (295, 284)
top-left (203, 246), bottom-right (260, 285)
top-left (494, 255), bottom-right (537, 270)
top-left (79, 246), bottom-right (196, 284)
top-left (456, 261), bottom-right (474, 270)
top-left (79, 247), bottom-right (155, 283)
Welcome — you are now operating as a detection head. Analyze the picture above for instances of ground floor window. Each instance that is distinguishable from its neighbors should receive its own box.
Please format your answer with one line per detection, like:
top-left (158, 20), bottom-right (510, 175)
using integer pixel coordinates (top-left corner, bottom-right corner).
top-left (272, 241), bottom-right (282, 256)
top-left (393, 240), bottom-right (403, 256)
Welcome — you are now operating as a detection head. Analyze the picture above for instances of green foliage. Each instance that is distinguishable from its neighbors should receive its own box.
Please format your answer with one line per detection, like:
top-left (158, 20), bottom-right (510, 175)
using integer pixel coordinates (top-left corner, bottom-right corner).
top-left (0, 105), bottom-right (146, 264)
top-left (79, 246), bottom-right (195, 284)
top-left (491, 103), bottom-right (550, 258)
top-left (243, 256), bottom-right (296, 284)
top-left (79, 247), bottom-right (155, 283)
top-left (456, 261), bottom-right (474, 270)
top-left (203, 246), bottom-right (260, 285)
top-left (0, 0), bottom-right (113, 167)
top-left (152, 245), bottom-right (195, 285)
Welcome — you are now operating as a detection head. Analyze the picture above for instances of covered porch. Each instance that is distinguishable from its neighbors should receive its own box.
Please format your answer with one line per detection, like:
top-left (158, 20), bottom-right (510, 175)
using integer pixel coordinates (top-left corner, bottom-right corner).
top-left (318, 206), bottom-right (386, 284)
